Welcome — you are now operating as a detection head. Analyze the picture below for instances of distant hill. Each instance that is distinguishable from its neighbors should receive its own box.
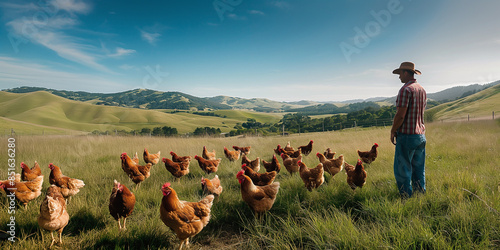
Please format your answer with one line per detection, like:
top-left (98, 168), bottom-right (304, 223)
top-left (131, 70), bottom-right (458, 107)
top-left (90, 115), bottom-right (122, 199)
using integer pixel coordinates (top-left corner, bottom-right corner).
top-left (0, 91), bottom-right (281, 134)
top-left (425, 83), bottom-right (500, 121)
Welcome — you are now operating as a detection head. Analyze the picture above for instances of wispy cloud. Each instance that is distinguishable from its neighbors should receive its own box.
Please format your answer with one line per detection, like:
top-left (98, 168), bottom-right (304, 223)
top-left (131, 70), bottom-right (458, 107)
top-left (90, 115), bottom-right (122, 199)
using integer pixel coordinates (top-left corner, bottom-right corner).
top-left (140, 30), bottom-right (161, 45)
top-left (50, 0), bottom-right (91, 14)
top-left (271, 1), bottom-right (291, 9)
top-left (248, 10), bottom-right (265, 15)
top-left (227, 13), bottom-right (247, 20)
top-left (108, 47), bottom-right (136, 58)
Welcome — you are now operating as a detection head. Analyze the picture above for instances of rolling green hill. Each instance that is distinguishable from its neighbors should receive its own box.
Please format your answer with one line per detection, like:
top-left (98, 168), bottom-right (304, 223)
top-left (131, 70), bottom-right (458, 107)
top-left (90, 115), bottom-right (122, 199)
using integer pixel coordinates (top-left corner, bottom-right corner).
top-left (426, 83), bottom-right (500, 121)
top-left (0, 91), bottom-right (282, 135)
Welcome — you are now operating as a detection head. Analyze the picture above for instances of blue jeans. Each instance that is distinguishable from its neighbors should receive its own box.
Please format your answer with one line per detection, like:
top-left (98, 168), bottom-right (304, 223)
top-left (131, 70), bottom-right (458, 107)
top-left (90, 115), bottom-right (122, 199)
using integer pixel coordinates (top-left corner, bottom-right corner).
top-left (394, 133), bottom-right (426, 198)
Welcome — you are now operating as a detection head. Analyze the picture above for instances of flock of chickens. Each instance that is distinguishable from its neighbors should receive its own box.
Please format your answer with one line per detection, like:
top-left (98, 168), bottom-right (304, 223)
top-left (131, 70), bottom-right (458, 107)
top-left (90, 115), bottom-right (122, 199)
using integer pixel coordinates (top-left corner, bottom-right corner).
top-left (0, 140), bottom-right (379, 249)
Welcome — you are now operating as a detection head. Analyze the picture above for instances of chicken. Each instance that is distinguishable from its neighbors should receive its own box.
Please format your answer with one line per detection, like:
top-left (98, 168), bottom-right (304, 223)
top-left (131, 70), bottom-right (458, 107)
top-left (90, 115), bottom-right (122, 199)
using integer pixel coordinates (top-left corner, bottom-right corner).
top-left (170, 151), bottom-right (192, 163)
top-left (38, 185), bottom-right (69, 248)
top-left (345, 159), bottom-right (367, 190)
top-left (201, 175), bottom-right (223, 196)
top-left (194, 155), bottom-right (220, 174)
top-left (284, 148), bottom-right (302, 158)
top-left (316, 153), bottom-right (344, 177)
top-left (284, 141), bottom-right (294, 152)
top-left (262, 154), bottom-right (281, 173)
top-left (298, 161), bottom-right (325, 191)
top-left (48, 163), bottom-right (85, 202)
top-left (202, 146), bottom-right (216, 160)
top-left (120, 153), bottom-right (152, 187)
top-left (280, 153), bottom-right (302, 176)
top-left (241, 164), bottom-right (277, 186)
top-left (144, 148), bottom-right (161, 165)
top-left (0, 175), bottom-right (43, 208)
top-left (232, 145), bottom-right (251, 155)
top-left (357, 143), bottom-right (379, 164)
top-left (224, 146), bottom-right (241, 161)
top-left (236, 170), bottom-right (280, 216)
top-left (21, 161), bottom-right (42, 181)
top-left (109, 180), bottom-right (136, 230)
top-left (274, 144), bottom-right (285, 156)
top-left (160, 182), bottom-right (214, 250)
top-left (241, 154), bottom-right (260, 172)
top-left (163, 157), bottom-right (190, 179)
top-left (323, 148), bottom-right (336, 159)
top-left (298, 140), bottom-right (314, 156)
top-left (132, 152), bottom-right (140, 165)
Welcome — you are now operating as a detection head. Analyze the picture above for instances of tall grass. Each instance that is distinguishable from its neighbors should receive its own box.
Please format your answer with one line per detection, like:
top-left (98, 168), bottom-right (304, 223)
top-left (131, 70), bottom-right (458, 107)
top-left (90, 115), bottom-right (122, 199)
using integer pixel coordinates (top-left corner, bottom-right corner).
top-left (0, 120), bottom-right (499, 249)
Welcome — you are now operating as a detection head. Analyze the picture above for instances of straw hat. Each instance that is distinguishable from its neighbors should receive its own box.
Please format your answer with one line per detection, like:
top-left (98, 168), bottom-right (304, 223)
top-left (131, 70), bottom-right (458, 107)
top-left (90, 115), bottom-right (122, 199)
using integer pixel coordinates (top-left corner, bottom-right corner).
top-left (392, 62), bottom-right (421, 75)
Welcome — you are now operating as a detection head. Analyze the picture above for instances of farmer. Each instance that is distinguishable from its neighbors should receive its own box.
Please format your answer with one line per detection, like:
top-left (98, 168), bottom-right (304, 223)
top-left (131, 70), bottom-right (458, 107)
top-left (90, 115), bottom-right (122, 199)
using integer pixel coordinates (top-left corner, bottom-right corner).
top-left (390, 62), bottom-right (427, 198)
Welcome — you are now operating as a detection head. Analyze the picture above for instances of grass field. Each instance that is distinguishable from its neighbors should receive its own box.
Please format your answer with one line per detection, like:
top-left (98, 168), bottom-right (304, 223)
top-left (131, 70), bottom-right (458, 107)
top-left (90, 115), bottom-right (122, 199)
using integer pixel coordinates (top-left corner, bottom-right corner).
top-left (0, 120), bottom-right (499, 249)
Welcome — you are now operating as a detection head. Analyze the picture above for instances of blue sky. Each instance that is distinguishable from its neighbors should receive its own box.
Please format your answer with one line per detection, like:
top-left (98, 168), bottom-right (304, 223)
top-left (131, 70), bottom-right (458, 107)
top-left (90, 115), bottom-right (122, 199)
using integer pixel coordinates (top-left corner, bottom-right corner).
top-left (1, 0), bottom-right (499, 102)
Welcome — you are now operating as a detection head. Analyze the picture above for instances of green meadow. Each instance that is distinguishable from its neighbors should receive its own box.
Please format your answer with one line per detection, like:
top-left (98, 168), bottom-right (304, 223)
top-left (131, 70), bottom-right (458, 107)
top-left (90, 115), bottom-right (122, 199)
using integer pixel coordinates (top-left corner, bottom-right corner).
top-left (0, 120), bottom-right (499, 249)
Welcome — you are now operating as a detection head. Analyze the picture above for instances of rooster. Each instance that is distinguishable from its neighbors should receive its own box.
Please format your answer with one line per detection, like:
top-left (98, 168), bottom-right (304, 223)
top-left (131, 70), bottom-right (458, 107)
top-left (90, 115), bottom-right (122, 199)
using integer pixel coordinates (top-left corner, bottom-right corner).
top-left (224, 146), bottom-right (241, 161)
top-left (236, 170), bottom-right (280, 216)
top-left (38, 185), bottom-right (69, 248)
top-left (316, 153), bottom-right (344, 177)
top-left (109, 180), bottom-right (136, 230)
top-left (298, 140), bottom-right (314, 156)
top-left (201, 175), bottom-right (223, 196)
top-left (241, 164), bottom-right (277, 186)
top-left (241, 154), bottom-right (260, 172)
top-left (281, 153), bottom-right (302, 176)
top-left (202, 146), bottom-right (216, 160)
top-left (262, 154), bottom-right (281, 173)
top-left (144, 148), bottom-right (161, 165)
top-left (170, 151), bottom-right (192, 163)
top-left (194, 155), bottom-right (220, 174)
top-left (0, 175), bottom-right (43, 208)
top-left (323, 148), bottom-right (336, 160)
top-left (345, 159), bottom-right (367, 190)
top-left (160, 182), bottom-right (214, 250)
top-left (162, 157), bottom-right (190, 179)
top-left (48, 163), bottom-right (85, 202)
top-left (357, 143), bottom-right (379, 165)
top-left (298, 161), bottom-right (324, 191)
top-left (20, 161), bottom-right (42, 181)
top-left (232, 145), bottom-right (251, 155)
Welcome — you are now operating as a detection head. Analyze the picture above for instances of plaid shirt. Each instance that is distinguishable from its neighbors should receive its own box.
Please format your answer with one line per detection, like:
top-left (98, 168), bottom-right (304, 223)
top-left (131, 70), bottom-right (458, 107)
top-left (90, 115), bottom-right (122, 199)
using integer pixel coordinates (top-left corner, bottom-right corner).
top-left (396, 79), bottom-right (426, 134)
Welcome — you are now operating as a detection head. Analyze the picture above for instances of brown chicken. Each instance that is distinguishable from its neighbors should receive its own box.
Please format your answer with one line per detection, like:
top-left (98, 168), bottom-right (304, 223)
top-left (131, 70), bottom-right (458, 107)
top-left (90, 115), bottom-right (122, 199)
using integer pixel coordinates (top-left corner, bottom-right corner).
top-left (298, 161), bottom-right (325, 191)
top-left (163, 157), bottom-right (190, 179)
top-left (284, 141), bottom-right (294, 152)
top-left (323, 148), bottom-right (336, 159)
top-left (316, 153), bottom-right (344, 177)
top-left (357, 143), bottom-right (379, 164)
top-left (224, 146), bottom-right (241, 161)
top-left (241, 154), bottom-right (260, 172)
top-left (38, 185), bottom-right (69, 248)
top-left (201, 175), bottom-right (223, 196)
top-left (160, 182), bottom-right (214, 250)
top-left (274, 144), bottom-right (285, 155)
top-left (262, 154), bottom-right (281, 173)
top-left (194, 155), bottom-right (220, 174)
top-left (121, 153), bottom-right (152, 187)
top-left (132, 152), bottom-right (140, 165)
top-left (236, 170), bottom-right (280, 216)
top-left (241, 164), bottom-right (277, 186)
top-left (202, 146), bottom-right (216, 160)
top-left (170, 151), bottom-right (192, 163)
top-left (233, 145), bottom-right (251, 155)
top-left (345, 159), bottom-right (367, 190)
top-left (0, 175), bottom-right (43, 208)
top-left (21, 161), bottom-right (42, 181)
top-left (144, 148), bottom-right (161, 165)
top-left (109, 180), bottom-right (136, 230)
top-left (298, 140), bottom-right (314, 156)
top-left (281, 153), bottom-right (302, 176)
top-left (284, 148), bottom-right (302, 158)
top-left (48, 163), bottom-right (85, 202)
